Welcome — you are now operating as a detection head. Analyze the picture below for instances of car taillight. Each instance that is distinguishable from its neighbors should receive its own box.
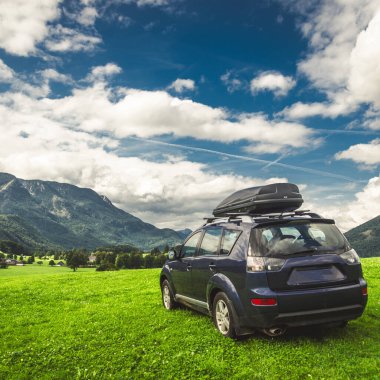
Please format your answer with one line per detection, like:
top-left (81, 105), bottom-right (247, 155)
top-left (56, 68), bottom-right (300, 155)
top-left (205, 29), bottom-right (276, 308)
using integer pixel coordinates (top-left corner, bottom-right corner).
top-left (251, 298), bottom-right (277, 306)
top-left (246, 256), bottom-right (266, 272)
top-left (246, 256), bottom-right (285, 272)
top-left (339, 249), bottom-right (360, 264)
top-left (362, 286), bottom-right (368, 296)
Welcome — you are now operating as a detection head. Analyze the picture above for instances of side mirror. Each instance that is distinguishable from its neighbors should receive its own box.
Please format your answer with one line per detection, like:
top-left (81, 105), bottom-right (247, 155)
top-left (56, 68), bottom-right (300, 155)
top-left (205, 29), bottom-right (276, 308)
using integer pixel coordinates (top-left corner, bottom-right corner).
top-left (168, 245), bottom-right (182, 260)
top-left (168, 250), bottom-right (176, 260)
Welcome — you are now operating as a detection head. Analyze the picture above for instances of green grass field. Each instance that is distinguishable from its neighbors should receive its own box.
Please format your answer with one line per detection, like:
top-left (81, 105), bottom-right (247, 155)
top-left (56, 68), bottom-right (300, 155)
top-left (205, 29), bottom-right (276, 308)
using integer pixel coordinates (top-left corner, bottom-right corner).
top-left (1, 259), bottom-right (379, 379)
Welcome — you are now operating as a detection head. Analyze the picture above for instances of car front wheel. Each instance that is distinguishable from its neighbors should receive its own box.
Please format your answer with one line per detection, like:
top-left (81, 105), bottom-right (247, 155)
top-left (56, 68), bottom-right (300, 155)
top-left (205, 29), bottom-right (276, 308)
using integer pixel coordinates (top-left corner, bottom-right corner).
top-left (161, 280), bottom-right (176, 310)
top-left (212, 292), bottom-right (236, 338)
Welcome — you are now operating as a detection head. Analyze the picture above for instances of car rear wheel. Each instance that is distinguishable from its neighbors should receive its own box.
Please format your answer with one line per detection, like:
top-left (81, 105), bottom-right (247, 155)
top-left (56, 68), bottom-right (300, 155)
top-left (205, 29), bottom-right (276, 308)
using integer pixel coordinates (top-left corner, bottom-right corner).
top-left (161, 280), bottom-right (176, 310)
top-left (212, 292), bottom-right (236, 338)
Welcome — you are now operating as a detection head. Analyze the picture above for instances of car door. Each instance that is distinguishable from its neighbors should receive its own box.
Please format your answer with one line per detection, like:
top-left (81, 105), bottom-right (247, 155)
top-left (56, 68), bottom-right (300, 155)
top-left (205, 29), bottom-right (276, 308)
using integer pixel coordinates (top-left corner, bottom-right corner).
top-left (170, 231), bottom-right (202, 297)
top-left (191, 227), bottom-right (223, 302)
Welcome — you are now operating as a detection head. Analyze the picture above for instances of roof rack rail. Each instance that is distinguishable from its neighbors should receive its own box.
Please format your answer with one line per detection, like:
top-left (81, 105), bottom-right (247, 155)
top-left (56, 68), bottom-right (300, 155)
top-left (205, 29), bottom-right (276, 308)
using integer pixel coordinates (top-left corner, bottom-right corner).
top-left (251, 210), bottom-right (322, 220)
top-left (203, 210), bottom-right (323, 226)
top-left (203, 213), bottom-right (252, 226)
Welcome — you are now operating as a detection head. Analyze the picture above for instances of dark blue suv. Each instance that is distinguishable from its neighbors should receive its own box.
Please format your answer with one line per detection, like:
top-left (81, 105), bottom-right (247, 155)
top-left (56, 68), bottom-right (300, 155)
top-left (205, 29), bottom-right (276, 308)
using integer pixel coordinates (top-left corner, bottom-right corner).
top-left (160, 212), bottom-right (367, 337)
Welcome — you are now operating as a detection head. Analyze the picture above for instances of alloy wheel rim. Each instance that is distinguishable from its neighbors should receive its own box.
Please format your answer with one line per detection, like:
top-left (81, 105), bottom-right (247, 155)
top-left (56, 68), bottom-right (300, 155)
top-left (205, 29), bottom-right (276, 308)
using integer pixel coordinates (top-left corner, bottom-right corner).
top-left (216, 299), bottom-right (230, 334)
top-left (163, 286), bottom-right (171, 309)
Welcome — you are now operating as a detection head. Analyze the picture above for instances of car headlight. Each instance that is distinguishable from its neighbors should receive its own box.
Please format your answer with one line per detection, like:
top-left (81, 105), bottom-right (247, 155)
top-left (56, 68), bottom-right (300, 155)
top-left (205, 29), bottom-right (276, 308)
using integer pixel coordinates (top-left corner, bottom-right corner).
top-left (339, 249), bottom-right (360, 264)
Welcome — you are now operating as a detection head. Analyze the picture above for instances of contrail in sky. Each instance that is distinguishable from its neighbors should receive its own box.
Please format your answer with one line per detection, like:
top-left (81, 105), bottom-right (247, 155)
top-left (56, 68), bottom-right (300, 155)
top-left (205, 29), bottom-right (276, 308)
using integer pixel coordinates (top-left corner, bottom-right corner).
top-left (315, 129), bottom-right (380, 135)
top-left (124, 136), bottom-right (363, 182)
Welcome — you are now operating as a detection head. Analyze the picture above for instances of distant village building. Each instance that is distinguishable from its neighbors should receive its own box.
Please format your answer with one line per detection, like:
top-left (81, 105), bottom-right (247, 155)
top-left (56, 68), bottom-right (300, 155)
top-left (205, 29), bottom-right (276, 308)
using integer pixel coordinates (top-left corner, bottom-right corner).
top-left (88, 254), bottom-right (96, 263)
top-left (56, 261), bottom-right (65, 266)
top-left (5, 259), bottom-right (18, 265)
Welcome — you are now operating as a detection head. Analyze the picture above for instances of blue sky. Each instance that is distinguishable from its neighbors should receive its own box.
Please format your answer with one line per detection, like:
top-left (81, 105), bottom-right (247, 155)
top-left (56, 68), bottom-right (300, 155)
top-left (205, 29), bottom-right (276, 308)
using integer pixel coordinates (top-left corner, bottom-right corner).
top-left (0, 0), bottom-right (379, 230)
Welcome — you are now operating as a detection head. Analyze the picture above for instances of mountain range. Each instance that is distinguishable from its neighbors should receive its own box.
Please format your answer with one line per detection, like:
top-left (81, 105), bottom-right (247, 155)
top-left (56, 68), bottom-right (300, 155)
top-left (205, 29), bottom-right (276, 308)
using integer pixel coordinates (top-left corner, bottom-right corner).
top-left (0, 172), bottom-right (378, 256)
top-left (344, 215), bottom-right (380, 258)
top-left (0, 173), bottom-right (181, 251)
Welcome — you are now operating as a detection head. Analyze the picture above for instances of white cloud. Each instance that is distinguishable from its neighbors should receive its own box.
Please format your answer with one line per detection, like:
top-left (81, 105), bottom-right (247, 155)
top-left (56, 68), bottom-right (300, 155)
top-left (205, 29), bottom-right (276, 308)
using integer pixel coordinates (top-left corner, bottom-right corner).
top-left (0, 88), bottom-right (288, 228)
top-left (279, 95), bottom-right (355, 119)
top-left (45, 25), bottom-right (102, 52)
top-left (281, 1), bottom-right (380, 122)
top-left (348, 10), bottom-right (380, 110)
top-left (335, 139), bottom-right (380, 166)
top-left (40, 83), bottom-right (315, 154)
top-left (0, 0), bottom-right (61, 56)
top-left (167, 78), bottom-right (196, 93)
top-left (312, 176), bottom-right (380, 232)
top-left (220, 71), bottom-right (243, 93)
top-left (41, 68), bottom-right (71, 83)
top-left (0, 62), bottom-right (318, 228)
top-left (250, 71), bottom-right (296, 97)
top-left (134, 0), bottom-right (170, 7)
top-left (297, 1), bottom-right (379, 93)
top-left (86, 63), bottom-right (122, 82)
top-left (76, 5), bottom-right (98, 26)
top-left (0, 59), bottom-right (14, 82)
top-left (363, 114), bottom-right (380, 130)
top-left (4, 67), bottom-right (71, 98)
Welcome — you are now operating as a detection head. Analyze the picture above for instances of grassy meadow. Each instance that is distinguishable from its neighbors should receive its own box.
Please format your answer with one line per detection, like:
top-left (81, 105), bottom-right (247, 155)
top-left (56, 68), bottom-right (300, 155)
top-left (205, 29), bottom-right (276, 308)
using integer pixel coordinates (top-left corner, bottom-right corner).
top-left (0, 258), bottom-right (379, 379)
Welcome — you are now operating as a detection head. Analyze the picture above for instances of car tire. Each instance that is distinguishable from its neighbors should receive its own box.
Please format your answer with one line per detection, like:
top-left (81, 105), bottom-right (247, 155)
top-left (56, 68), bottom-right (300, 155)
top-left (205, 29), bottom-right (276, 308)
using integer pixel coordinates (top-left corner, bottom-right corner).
top-left (161, 280), bottom-right (176, 310)
top-left (212, 292), bottom-right (236, 338)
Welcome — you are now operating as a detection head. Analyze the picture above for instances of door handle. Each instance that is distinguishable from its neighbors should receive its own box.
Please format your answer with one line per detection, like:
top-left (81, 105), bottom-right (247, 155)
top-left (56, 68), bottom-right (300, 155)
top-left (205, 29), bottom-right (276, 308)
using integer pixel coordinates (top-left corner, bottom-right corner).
top-left (186, 264), bottom-right (192, 271)
top-left (209, 263), bottom-right (216, 272)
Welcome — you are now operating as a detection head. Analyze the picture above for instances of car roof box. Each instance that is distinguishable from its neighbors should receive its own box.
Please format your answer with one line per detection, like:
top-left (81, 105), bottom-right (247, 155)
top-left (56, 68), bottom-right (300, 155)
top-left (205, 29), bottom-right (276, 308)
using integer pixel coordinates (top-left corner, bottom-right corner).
top-left (213, 183), bottom-right (303, 217)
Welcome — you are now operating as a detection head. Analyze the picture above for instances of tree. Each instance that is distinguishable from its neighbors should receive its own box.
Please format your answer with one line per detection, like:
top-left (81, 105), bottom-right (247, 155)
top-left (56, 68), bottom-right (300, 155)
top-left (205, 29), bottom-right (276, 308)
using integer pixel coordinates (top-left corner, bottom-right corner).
top-left (130, 254), bottom-right (143, 269)
top-left (150, 247), bottom-right (161, 255)
top-left (96, 262), bottom-right (118, 271)
top-left (144, 254), bottom-right (155, 268)
top-left (37, 261), bottom-right (43, 265)
top-left (49, 260), bottom-right (55, 266)
top-left (115, 253), bottom-right (130, 269)
top-left (154, 254), bottom-right (167, 268)
top-left (27, 256), bottom-right (34, 264)
top-left (0, 240), bottom-right (28, 255)
top-left (94, 251), bottom-right (117, 265)
top-left (163, 244), bottom-right (170, 254)
top-left (66, 250), bottom-right (88, 272)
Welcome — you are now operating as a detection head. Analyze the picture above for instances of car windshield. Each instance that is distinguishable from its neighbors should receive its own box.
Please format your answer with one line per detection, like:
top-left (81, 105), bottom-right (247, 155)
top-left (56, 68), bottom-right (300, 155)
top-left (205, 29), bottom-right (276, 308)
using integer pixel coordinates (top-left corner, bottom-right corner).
top-left (250, 221), bottom-right (350, 257)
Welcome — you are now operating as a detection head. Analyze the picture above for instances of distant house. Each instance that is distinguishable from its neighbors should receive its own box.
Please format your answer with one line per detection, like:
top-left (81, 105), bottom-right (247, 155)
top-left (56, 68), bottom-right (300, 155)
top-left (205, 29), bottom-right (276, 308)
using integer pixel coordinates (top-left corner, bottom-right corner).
top-left (56, 261), bottom-right (65, 266)
top-left (5, 259), bottom-right (18, 265)
top-left (88, 254), bottom-right (96, 263)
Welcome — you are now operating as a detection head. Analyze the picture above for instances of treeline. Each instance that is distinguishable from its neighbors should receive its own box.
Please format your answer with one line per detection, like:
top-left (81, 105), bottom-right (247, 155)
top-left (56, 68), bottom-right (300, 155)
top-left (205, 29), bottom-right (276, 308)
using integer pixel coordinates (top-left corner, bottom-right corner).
top-left (0, 242), bottom-right (172, 271)
top-left (95, 251), bottom-right (167, 271)
top-left (0, 240), bottom-right (29, 256)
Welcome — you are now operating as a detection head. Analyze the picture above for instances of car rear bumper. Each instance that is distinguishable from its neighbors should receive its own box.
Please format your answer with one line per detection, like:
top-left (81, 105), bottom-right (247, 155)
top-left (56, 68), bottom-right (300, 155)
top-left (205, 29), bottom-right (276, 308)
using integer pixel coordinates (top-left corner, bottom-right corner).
top-left (240, 280), bottom-right (367, 329)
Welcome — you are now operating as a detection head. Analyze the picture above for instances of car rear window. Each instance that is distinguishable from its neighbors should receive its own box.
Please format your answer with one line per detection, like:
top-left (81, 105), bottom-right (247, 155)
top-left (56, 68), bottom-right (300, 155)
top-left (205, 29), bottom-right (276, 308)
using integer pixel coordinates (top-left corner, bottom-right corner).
top-left (250, 221), bottom-right (349, 257)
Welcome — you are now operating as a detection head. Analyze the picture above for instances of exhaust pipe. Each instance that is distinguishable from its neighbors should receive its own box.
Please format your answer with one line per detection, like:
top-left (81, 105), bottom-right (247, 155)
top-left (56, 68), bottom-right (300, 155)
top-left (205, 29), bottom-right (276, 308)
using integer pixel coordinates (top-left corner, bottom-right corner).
top-left (261, 327), bottom-right (287, 337)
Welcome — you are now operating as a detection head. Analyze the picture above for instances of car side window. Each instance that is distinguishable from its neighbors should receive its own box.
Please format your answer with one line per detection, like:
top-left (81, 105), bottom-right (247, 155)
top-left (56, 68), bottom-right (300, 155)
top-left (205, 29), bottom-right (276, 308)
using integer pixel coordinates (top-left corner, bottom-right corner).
top-left (198, 227), bottom-right (222, 256)
top-left (181, 231), bottom-right (202, 258)
top-left (220, 229), bottom-right (241, 255)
